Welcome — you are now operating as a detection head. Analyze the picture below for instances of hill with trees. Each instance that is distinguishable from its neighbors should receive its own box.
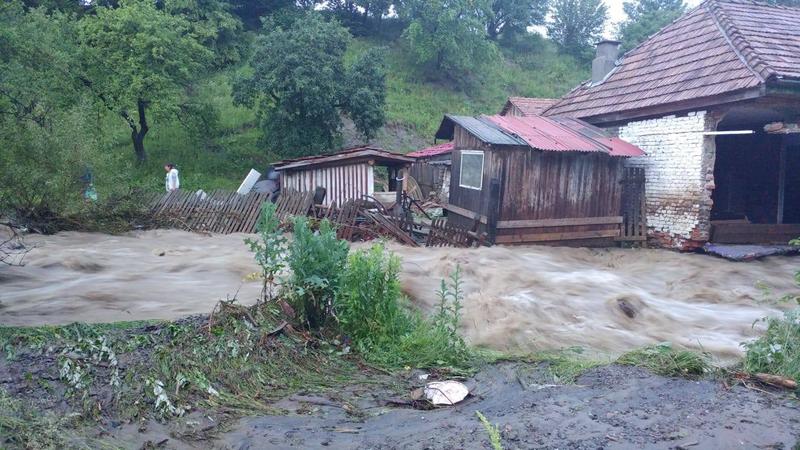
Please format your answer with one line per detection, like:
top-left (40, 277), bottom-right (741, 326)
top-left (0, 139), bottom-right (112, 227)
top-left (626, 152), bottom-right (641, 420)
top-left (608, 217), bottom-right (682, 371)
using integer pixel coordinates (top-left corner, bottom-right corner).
top-left (0, 0), bottom-right (696, 226)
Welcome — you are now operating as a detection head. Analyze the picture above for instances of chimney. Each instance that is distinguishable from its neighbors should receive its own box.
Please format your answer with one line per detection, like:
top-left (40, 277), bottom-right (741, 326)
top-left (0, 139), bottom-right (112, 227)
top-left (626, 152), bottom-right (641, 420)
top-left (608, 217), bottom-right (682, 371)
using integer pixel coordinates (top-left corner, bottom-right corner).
top-left (592, 40), bottom-right (621, 84)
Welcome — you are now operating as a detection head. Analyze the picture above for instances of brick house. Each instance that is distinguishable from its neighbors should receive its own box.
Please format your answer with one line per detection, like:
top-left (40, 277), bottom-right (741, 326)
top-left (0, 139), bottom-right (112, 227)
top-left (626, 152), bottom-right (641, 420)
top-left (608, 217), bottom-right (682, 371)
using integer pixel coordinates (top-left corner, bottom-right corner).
top-left (544, 0), bottom-right (800, 249)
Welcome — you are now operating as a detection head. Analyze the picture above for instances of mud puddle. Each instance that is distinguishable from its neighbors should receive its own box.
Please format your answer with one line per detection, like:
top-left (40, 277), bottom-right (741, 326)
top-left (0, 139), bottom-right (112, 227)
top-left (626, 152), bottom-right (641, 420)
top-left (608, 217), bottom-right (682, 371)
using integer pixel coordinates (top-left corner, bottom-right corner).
top-left (2, 229), bottom-right (797, 360)
top-left (108, 362), bottom-right (800, 449)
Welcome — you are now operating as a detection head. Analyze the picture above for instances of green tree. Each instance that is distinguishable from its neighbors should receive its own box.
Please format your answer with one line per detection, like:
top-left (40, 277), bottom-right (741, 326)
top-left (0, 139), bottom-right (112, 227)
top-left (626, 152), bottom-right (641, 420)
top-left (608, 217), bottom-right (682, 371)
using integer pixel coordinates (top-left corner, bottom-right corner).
top-left (163, 0), bottom-right (244, 67)
top-left (618, 0), bottom-right (685, 52)
top-left (0, 2), bottom-right (83, 126)
top-left (327, 0), bottom-right (392, 32)
top-left (232, 13), bottom-right (386, 157)
top-left (547, 0), bottom-right (608, 60)
top-left (485, 0), bottom-right (549, 41)
top-left (229, 0), bottom-right (300, 29)
top-left (78, 0), bottom-right (214, 162)
top-left (402, 0), bottom-right (498, 82)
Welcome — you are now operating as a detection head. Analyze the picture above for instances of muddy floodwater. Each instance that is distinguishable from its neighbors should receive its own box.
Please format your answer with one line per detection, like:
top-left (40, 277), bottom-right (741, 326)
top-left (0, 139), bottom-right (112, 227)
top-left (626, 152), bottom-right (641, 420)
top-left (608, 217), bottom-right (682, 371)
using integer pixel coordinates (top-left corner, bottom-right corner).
top-left (1, 229), bottom-right (797, 361)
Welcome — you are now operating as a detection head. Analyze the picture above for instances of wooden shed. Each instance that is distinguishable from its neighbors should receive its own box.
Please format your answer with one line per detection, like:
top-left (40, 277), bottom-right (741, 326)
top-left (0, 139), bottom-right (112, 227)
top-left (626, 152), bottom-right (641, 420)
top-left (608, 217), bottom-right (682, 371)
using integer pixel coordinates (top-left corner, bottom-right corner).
top-left (435, 114), bottom-right (645, 246)
top-left (272, 146), bottom-right (414, 207)
top-left (408, 142), bottom-right (453, 201)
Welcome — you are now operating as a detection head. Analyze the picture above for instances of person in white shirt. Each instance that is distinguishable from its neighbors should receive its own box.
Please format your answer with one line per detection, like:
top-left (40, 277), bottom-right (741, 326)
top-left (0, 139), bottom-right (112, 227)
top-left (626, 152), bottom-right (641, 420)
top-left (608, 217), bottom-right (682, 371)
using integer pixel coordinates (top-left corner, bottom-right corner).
top-left (165, 163), bottom-right (180, 192)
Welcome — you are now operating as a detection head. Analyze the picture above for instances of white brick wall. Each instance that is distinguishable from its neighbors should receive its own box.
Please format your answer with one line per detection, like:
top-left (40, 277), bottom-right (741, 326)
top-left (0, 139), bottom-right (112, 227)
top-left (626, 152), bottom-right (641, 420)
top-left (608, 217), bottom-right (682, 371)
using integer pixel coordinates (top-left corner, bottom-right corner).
top-left (618, 112), bottom-right (715, 247)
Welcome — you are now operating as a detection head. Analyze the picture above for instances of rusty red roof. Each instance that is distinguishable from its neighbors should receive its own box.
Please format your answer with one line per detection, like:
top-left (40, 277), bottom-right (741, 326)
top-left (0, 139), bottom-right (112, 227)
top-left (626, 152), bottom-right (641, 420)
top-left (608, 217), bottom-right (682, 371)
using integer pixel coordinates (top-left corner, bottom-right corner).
top-left (436, 115), bottom-right (645, 157)
top-left (500, 97), bottom-right (559, 116)
top-left (545, 0), bottom-right (800, 122)
top-left (407, 142), bottom-right (454, 158)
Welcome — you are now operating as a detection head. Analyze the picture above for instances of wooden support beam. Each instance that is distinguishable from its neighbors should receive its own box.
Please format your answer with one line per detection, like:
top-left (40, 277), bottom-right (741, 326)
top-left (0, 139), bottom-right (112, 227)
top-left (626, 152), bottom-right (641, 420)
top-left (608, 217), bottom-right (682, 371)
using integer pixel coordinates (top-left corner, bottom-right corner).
top-left (497, 216), bottom-right (623, 229)
top-left (495, 229), bottom-right (620, 244)
top-left (443, 204), bottom-right (488, 224)
top-left (487, 178), bottom-right (501, 245)
top-left (778, 137), bottom-right (787, 224)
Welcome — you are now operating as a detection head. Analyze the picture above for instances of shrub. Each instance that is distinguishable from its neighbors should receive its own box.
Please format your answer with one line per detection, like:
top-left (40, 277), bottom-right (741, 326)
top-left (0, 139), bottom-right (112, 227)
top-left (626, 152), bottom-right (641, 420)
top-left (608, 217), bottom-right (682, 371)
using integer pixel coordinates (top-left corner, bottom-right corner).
top-left (284, 216), bottom-right (349, 329)
top-left (744, 309), bottom-right (800, 382)
top-left (335, 244), bottom-right (471, 369)
top-left (335, 244), bottom-right (410, 345)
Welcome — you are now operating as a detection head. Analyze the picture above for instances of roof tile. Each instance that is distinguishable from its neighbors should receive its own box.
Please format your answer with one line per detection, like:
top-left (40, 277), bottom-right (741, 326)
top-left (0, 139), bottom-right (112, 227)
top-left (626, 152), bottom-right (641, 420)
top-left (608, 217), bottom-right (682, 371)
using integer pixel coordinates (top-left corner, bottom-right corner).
top-left (545, 0), bottom-right (800, 121)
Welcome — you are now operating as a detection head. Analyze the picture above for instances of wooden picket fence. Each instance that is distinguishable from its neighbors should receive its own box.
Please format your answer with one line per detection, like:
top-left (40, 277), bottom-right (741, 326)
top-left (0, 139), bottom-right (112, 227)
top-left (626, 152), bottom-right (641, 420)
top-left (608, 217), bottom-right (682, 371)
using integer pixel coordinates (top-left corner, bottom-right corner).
top-left (150, 190), bottom-right (271, 234)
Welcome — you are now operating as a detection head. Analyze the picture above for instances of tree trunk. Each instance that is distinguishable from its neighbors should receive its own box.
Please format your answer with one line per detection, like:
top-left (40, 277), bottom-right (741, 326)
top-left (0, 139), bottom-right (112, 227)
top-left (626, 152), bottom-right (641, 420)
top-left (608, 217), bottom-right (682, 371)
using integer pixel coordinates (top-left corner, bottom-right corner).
top-left (124, 99), bottom-right (150, 163)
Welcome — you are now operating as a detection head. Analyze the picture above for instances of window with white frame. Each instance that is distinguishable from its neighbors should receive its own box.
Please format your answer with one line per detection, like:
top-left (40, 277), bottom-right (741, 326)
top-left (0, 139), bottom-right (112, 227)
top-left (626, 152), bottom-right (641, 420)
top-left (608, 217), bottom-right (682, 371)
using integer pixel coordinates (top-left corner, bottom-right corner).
top-left (459, 150), bottom-right (484, 190)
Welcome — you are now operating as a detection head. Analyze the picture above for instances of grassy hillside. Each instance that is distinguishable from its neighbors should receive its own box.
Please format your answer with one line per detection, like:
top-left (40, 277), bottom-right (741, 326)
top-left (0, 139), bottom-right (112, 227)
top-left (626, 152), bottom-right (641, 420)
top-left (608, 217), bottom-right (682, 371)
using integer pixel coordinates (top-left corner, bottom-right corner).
top-left (112, 36), bottom-right (587, 193)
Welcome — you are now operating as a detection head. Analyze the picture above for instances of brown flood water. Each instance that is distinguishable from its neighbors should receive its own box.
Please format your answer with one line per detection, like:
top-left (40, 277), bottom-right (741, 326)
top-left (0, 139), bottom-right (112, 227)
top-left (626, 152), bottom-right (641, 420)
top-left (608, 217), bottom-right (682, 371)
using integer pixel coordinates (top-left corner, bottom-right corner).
top-left (1, 229), bottom-right (796, 362)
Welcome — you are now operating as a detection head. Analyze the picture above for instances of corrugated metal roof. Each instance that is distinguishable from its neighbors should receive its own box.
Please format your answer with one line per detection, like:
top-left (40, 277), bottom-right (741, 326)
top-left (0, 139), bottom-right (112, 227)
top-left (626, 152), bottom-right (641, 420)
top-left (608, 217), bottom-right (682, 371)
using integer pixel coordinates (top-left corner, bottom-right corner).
top-left (407, 142), bottom-right (454, 158)
top-left (544, 0), bottom-right (800, 121)
top-left (485, 115), bottom-right (606, 152)
top-left (435, 114), bottom-right (646, 157)
top-left (436, 115), bottom-right (526, 146)
top-left (550, 117), bottom-right (645, 157)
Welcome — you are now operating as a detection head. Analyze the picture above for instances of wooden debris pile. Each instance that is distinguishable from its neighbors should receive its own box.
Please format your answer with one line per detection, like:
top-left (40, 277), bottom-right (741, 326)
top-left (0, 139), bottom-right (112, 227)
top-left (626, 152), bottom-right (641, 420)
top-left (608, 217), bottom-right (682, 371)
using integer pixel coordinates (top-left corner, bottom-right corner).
top-left (151, 188), bottom-right (486, 247)
top-left (311, 196), bottom-right (487, 248)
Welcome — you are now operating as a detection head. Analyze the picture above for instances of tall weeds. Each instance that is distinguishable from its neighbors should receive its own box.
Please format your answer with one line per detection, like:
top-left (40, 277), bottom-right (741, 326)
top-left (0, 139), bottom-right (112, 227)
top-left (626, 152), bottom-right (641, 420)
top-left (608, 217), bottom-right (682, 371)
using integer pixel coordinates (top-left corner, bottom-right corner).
top-left (244, 202), bottom-right (286, 301)
top-left (284, 216), bottom-right (348, 329)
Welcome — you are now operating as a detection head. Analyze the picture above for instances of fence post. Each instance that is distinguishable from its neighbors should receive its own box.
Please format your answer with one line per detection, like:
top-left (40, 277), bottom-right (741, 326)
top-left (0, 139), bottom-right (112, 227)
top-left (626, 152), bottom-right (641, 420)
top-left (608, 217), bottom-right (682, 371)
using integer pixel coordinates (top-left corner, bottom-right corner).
top-left (487, 178), bottom-right (501, 245)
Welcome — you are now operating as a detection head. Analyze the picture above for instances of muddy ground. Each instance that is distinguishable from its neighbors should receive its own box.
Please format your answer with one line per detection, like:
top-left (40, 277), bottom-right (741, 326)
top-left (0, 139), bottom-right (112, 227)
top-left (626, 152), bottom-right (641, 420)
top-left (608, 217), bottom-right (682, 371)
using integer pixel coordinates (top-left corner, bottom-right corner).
top-left (108, 363), bottom-right (799, 449)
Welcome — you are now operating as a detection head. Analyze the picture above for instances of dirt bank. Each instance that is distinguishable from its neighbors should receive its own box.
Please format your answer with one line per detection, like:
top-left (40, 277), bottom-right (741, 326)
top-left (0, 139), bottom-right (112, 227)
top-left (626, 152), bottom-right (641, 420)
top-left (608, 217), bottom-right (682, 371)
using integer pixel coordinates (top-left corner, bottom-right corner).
top-left (108, 362), bottom-right (800, 449)
top-left (2, 229), bottom-right (797, 360)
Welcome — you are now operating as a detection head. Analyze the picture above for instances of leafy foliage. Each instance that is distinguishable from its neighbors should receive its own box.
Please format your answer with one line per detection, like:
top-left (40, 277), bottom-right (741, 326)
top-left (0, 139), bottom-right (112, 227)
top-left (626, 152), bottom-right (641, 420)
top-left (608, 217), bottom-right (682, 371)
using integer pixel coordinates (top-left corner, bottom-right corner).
top-left (245, 202), bottom-right (287, 301)
top-left (285, 216), bottom-right (350, 329)
top-left (618, 0), bottom-right (686, 52)
top-left (401, 0), bottom-right (499, 84)
top-left (335, 244), bottom-right (408, 345)
top-left (547, 0), bottom-right (608, 60)
top-left (744, 309), bottom-right (800, 383)
top-left (163, 0), bottom-right (244, 67)
top-left (233, 13), bottom-right (387, 157)
top-left (484, 0), bottom-right (549, 41)
top-left (335, 245), bottom-right (472, 369)
top-left (78, 0), bottom-right (214, 161)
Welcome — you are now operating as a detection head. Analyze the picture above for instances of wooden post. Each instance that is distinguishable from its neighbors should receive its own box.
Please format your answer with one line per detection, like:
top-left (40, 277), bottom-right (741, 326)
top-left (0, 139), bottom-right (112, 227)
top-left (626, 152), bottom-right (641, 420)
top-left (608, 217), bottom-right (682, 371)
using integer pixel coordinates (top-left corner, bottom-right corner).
top-left (487, 178), bottom-right (501, 245)
top-left (778, 137), bottom-right (787, 224)
top-left (313, 186), bottom-right (326, 206)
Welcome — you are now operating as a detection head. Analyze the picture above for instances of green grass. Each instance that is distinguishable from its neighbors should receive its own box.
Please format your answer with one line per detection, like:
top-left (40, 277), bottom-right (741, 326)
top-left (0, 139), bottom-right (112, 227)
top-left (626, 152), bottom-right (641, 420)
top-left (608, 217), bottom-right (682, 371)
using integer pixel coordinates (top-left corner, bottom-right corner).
top-left (348, 37), bottom-right (587, 151)
top-left (617, 343), bottom-right (710, 378)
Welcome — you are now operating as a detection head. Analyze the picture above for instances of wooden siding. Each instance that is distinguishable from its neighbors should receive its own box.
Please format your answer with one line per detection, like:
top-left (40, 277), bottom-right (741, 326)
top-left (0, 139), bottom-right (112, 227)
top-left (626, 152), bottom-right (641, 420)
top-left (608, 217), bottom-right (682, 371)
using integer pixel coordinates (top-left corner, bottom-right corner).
top-left (281, 163), bottom-right (374, 206)
top-left (494, 150), bottom-right (623, 221)
top-left (447, 126), bottom-right (495, 231)
top-left (446, 123), bottom-right (626, 245)
top-left (410, 161), bottom-right (447, 198)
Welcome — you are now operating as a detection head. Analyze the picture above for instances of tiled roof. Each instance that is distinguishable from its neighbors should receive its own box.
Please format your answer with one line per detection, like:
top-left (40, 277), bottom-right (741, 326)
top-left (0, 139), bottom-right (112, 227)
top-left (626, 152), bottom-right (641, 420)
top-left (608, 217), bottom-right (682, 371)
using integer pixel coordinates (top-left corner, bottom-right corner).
top-left (435, 115), bottom-right (645, 157)
top-left (407, 142), bottom-right (454, 158)
top-left (545, 0), bottom-right (800, 121)
top-left (500, 97), bottom-right (559, 116)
